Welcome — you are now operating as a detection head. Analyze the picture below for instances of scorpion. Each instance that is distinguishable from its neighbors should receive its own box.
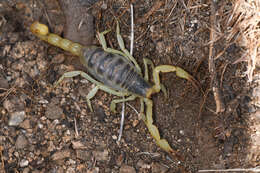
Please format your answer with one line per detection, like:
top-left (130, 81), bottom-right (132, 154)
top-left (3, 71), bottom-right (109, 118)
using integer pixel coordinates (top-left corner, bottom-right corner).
top-left (30, 21), bottom-right (199, 155)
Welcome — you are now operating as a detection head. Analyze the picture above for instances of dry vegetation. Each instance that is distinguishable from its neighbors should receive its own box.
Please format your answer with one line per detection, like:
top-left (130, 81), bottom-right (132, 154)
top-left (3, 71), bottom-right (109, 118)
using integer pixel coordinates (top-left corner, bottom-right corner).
top-left (227, 0), bottom-right (260, 82)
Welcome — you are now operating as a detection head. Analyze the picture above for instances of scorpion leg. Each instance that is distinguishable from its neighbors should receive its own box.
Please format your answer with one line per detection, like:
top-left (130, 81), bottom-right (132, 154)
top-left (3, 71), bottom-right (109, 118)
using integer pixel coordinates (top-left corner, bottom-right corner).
top-left (110, 95), bottom-right (136, 113)
top-left (139, 98), bottom-right (146, 122)
top-left (116, 21), bottom-right (142, 73)
top-left (143, 58), bottom-right (167, 98)
top-left (97, 22), bottom-right (141, 74)
top-left (143, 58), bottom-right (154, 81)
top-left (54, 71), bottom-right (128, 111)
top-left (86, 85), bottom-right (128, 112)
top-left (86, 86), bottom-right (99, 112)
top-left (143, 98), bottom-right (174, 153)
top-left (54, 71), bottom-right (102, 88)
top-left (97, 30), bottom-right (128, 58)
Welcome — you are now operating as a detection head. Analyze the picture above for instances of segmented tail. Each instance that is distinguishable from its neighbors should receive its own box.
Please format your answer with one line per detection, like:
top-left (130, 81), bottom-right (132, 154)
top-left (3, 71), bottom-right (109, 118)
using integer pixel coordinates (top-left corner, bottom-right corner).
top-left (30, 21), bottom-right (83, 57)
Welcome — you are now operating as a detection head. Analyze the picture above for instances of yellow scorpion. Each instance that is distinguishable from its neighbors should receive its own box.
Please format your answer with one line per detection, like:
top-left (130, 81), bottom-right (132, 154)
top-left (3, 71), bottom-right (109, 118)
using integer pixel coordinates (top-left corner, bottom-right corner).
top-left (30, 21), bottom-right (199, 155)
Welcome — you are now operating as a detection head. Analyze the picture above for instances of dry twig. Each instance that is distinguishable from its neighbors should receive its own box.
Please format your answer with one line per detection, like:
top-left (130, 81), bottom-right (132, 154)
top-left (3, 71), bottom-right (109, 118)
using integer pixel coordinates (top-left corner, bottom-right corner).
top-left (198, 166), bottom-right (260, 172)
top-left (209, 1), bottom-right (225, 113)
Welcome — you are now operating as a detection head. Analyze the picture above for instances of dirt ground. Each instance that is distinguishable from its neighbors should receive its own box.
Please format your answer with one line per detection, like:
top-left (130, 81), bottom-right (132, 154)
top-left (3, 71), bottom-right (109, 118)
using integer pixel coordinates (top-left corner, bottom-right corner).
top-left (0, 0), bottom-right (259, 173)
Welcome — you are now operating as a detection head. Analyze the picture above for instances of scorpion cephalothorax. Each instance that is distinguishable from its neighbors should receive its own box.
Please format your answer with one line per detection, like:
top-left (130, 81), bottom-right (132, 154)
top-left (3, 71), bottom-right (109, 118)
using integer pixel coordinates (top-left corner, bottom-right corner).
top-left (30, 21), bottom-right (199, 155)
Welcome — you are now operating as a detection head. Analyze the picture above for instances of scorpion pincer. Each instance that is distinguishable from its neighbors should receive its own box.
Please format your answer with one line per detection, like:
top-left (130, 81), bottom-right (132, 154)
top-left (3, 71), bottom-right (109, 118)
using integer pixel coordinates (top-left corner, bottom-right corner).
top-left (30, 21), bottom-right (199, 155)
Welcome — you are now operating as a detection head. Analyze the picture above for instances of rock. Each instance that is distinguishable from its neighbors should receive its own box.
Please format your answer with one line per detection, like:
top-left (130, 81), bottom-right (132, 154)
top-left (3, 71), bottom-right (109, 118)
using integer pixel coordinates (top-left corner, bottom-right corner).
top-left (253, 110), bottom-right (260, 121)
top-left (3, 96), bottom-right (25, 113)
top-left (119, 165), bottom-right (136, 173)
top-left (19, 159), bottom-right (29, 167)
top-left (22, 167), bottom-right (30, 173)
top-left (36, 56), bottom-right (48, 71)
top-left (72, 141), bottom-right (86, 149)
top-left (47, 141), bottom-right (56, 152)
top-left (0, 76), bottom-right (9, 89)
top-left (136, 159), bottom-right (150, 169)
top-left (87, 167), bottom-right (99, 173)
top-left (56, 167), bottom-right (64, 173)
top-left (15, 134), bottom-right (28, 149)
top-left (51, 149), bottom-right (71, 160)
top-left (101, 3), bottom-right (107, 10)
top-left (51, 54), bottom-right (65, 64)
top-left (156, 41), bottom-right (165, 54)
top-left (116, 153), bottom-right (124, 166)
top-left (92, 149), bottom-right (109, 161)
top-left (151, 162), bottom-right (168, 173)
top-left (19, 119), bottom-right (31, 129)
top-left (14, 77), bottom-right (27, 88)
top-left (252, 85), bottom-right (260, 106)
top-left (76, 150), bottom-right (92, 161)
top-left (45, 104), bottom-right (64, 120)
top-left (66, 167), bottom-right (75, 173)
top-left (8, 111), bottom-right (26, 126)
top-left (31, 170), bottom-right (41, 173)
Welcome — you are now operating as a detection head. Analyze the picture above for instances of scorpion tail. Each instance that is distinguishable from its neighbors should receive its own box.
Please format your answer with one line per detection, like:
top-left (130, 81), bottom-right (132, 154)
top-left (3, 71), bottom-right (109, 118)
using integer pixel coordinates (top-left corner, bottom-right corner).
top-left (30, 21), bottom-right (84, 57)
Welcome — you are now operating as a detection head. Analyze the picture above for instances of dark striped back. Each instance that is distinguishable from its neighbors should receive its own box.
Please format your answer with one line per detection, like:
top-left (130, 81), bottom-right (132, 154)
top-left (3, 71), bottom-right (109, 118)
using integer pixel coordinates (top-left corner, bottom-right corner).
top-left (80, 47), bottom-right (151, 97)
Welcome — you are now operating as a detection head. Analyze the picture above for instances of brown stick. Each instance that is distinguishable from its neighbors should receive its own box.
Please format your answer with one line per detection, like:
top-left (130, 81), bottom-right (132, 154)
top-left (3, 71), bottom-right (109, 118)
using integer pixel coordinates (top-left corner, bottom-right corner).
top-left (58, 0), bottom-right (96, 46)
top-left (209, 1), bottom-right (225, 113)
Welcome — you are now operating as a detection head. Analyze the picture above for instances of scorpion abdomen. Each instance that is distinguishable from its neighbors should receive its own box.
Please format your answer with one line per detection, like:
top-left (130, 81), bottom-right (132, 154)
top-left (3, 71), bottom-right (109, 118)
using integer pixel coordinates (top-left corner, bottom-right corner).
top-left (80, 47), bottom-right (152, 97)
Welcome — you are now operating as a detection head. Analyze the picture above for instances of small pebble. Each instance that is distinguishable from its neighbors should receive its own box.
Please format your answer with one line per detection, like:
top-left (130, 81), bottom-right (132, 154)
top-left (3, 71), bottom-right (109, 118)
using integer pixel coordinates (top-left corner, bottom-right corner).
top-left (253, 110), bottom-right (260, 121)
top-left (116, 153), bottom-right (124, 166)
top-left (92, 149), bottom-right (109, 161)
top-left (6, 76), bottom-right (12, 81)
top-left (68, 158), bottom-right (76, 165)
top-left (80, 79), bottom-right (89, 84)
top-left (19, 119), bottom-right (31, 129)
top-left (87, 167), bottom-right (99, 173)
top-left (132, 119), bottom-right (139, 127)
top-left (72, 141), bottom-right (86, 149)
top-left (112, 135), bottom-right (117, 140)
top-left (38, 123), bottom-right (43, 129)
top-left (23, 167), bottom-right (30, 173)
top-left (151, 162), bottom-right (168, 173)
top-left (51, 149), bottom-right (71, 160)
top-left (3, 96), bottom-right (25, 113)
top-left (101, 3), bottom-right (107, 9)
top-left (136, 159), bottom-right (150, 169)
top-left (179, 130), bottom-right (185, 135)
top-left (119, 165), bottom-right (136, 173)
top-left (47, 141), bottom-right (55, 152)
top-left (8, 111), bottom-right (26, 126)
top-left (51, 54), bottom-right (65, 64)
top-left (156, 41), bottom-right (165, 54)
top-left (45, 104), bottom-right (64, 120)
top-left (19, 159), bottom-right (29, 167)
top-left (0, 76), bottom-right (9, 89)
top-left (36, 56), bottom-right (47, 71)
top-left (15, 134), bottom-right (28, 149)
top-left (76, 150), bottom-right (92, 161)
top-left (66, 167), bottom-right (75, 173)
top-left (38, 99), bottom-right (49, 104)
